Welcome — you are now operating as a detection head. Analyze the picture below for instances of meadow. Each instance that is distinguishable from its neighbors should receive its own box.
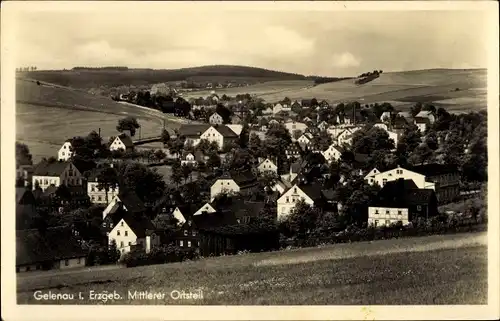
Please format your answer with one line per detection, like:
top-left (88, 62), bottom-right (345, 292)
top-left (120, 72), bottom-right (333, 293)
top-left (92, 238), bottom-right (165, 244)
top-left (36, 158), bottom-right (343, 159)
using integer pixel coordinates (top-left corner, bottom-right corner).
top-left (17, 232), bottom-right (487, 305)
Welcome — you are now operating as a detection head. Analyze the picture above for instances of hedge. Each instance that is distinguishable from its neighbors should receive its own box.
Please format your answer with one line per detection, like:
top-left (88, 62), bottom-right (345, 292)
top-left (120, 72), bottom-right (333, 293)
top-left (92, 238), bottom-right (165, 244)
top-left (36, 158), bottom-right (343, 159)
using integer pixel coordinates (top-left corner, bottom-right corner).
top-left (121, 244), bottom-right (199, 268)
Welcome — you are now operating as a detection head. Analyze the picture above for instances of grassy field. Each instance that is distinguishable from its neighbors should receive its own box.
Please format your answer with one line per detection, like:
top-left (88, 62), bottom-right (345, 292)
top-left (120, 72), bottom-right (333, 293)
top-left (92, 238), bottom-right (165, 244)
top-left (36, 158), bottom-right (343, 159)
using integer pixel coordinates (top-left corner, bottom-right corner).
top-left (17, 232), bottom-right (487, 305)
top-left (16, 79), bottom-right (183, 163)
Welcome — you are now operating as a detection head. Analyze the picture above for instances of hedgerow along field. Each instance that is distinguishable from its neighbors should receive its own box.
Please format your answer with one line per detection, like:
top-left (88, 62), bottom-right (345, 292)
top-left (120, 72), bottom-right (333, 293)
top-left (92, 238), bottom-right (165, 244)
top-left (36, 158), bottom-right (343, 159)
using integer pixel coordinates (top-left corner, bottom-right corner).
top-left (16, 79), bottom-right (181, 163)
top-left (17, 232), bottom-right (487, 305)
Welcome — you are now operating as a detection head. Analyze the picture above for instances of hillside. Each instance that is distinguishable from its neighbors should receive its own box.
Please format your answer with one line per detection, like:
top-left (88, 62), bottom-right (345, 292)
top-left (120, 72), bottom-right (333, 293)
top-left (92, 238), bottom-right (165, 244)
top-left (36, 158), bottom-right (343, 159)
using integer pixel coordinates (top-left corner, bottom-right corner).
top-left (17, 65), bottom-right (309, 90)
top-left (16, 78), bottom-right (181, 162)
top-left (255, 68), bottom-right (487, 112)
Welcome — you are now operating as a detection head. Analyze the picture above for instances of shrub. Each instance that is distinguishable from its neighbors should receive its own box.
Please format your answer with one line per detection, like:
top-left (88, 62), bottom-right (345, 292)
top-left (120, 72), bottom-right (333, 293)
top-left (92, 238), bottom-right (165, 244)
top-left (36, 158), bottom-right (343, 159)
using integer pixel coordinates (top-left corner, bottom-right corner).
top-left (121, 245), bottom-right (200, 268)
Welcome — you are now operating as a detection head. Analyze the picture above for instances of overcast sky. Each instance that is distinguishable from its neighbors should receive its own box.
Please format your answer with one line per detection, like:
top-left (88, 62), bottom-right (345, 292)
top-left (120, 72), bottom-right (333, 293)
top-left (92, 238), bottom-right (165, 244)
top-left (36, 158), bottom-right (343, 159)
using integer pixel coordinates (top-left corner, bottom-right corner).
top-left (14, 4), bottom-right (491, 77)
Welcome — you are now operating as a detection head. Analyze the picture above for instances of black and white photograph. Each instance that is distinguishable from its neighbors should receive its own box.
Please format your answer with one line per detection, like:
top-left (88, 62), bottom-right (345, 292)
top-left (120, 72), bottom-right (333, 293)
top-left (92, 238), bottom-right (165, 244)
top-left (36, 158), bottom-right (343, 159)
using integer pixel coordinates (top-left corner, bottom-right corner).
top-left (1, 1), bottom-right (499, 319)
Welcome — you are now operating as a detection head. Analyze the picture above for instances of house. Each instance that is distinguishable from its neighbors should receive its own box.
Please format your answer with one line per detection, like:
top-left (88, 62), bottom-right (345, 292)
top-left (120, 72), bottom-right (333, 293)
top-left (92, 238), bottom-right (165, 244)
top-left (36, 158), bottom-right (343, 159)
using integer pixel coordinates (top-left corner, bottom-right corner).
top-left (102, 189), bottom-right (146, 219)
top-left (297, 132), bottom-right (313, 150)
top-left (284, 121), bottom-right (308, 139)
top-left (58, 140), bottom-right (73, 161)
top-left (40, 185), bottom-right (90, 212)
top-left (408, 164), bottom-right (460, 204)
top-left (282, 159), bottom-right (308, 183)
top-left (16, 164), bottom-right (33, 187)
top-left (262, 107), bottom-right (273, 115)
top-left (200, 125), bottom-right (239, 151)
top-left (86, 165), bottom-right (119, 205)
top-left (319, 100), bottom-right (330, 109)
top-left (210, 170), bottom-right (258, 201)
top-left (16, 188), bottom-right (39, 230)
top-left (415, 110), bottom-right (436, 124)
top-left (276, 183), bottom-right (335, 220)
top-left (231, 114), bottom-right (242, 124)
top-left (209, 112), bottom-right (224, 125)
top-left (194, 202), bottom-right (217, 216)
top-left (291, 100), bottom-right (301, 109)
top-left (32, 160), bottom-right (83, 191)
top-left (368, 178), bottom-right (439, 227)
top-left (178, 124), bottom-right (211, 147)
top-left (226, 124), bottom-right (243, 136)
top-left (109, 133), bottom-right (134, 152)
top-left (365, 165), bottom-right (435, 190)
top-left (336, 130), bottom-right (354, 146)
top-left (107, 205), bottom-right (159, 255)
top-left (258, 158), bottom-right (278, 174)
top-left (321, 144), bottom-right (345, 163)
top-left (273, 103), bottom-right (284, 114)
top-left (317, 121), bottom-right (329, 132)
top-left (285, 142), bottom-right (302, 160)
top-left (16, 227), bottom-right (87, 272)
top-left (414, 117), bottom-right (429, 132)
top-left (380, 111), bottom-right (393, 123)
top-left (181, 150), bottom-right (204, 167)
top-left (364, 168), bottom-right (381, 181)
top-left (170, 204), bottom-right (203, 225)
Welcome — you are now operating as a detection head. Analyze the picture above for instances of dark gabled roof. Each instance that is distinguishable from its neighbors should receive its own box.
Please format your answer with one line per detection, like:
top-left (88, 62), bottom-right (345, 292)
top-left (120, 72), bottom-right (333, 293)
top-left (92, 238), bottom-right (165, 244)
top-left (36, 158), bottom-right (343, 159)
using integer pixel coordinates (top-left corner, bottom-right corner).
top-left (372, 179), bottom-right (436, 207)
top-left (32, 160), bottom-right (69, 176)
top-left (72, 158), bottom-right (97, 174)
top-left (230, 170), bottom-right (257, 187)
top-left (290, 159), bottom-right (308, 173)
top-left (192, 211), bottom-right (238, 231)
top-left (298, 183), bottom-right (324, 201)
top-left (175, 204), bottom-right (202, 218)
top-left (16, 227), bottom-right (86, 266)
top-left (212, 197), bottom-right (266, 219)
top-left (117, 133), bottom-right (134, 148)
top-left (16, 188), bottom-right (36, 205)
top-left (408, 163), bottom-right (459, 177)
top-left (301, 99), bottom-right (312, 107)
top-left (214, 125), bottom-right (239, 138)
top-left (178, 124), bottom-right (211, 137)
top-left (118, 189), bottom-right (146, 213)
top-left (122, 213), bottom-right (156, 238)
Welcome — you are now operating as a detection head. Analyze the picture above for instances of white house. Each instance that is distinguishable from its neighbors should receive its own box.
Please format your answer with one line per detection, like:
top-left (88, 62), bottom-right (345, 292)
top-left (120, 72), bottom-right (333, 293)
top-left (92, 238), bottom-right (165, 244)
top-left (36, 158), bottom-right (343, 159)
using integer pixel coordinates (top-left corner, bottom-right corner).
top-left (317, 121), bottom-right (329, 132)
top-left (226, 124), bottom-right (243, 136)
top-left (415, 110), bottom-right (436, 124)
top-left (87, 166), bottom-right (119, 205)
top-left (297, 132), bottom-right (313, 147)
top-left (414, 117), bottom-right (429, 132)
top-left (109, 133), bottom-right (134, 152)
top-left (178, 124), bottom-right (211, 148)
top-left (210, 171), bottom-right (257, 201)
top-left (284, 121), bottom-right (308, 139)
top-left (337, 130), bottom-right (354, 146)
top-left (386, 130), bottom-right (400, 148)
top-left (321, 144), bottom-right (344, 163)
top-left (200, 125), bottom-right (239, 151)
top-left (277, 184), bottom-right (314, 220)
top-left (367, 207), bottom-right (409, 227)
top-left (365, 166), bottom-right (436, 190)
top-left (258, 158), bottom-right (278, 174)
top-left (364, 168), bottom-right (381, 181)
top-left (58, 140), bottom-right (73, 161)
top-left (209, 112), bottom-right (224, 125)
top-left (194, 202), bottom-right (217, 216)
top-left (108, 214), bottom-right (159, 255)
top-left (380, 111), bottom-right (392, 123)
top-left (32, 160), bottom-right (83, 191)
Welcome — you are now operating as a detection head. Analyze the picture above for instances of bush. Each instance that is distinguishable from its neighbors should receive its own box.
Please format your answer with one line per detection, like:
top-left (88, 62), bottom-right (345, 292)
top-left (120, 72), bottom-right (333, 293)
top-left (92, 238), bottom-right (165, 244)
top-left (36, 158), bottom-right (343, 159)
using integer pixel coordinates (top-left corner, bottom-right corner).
top-left (121, 245), bottom-right (200, 268)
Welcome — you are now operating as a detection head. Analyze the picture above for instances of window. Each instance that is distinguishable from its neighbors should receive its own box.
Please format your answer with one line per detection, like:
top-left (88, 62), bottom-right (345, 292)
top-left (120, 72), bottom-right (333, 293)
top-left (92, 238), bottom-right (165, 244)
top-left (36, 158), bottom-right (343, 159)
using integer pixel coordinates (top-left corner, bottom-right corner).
top-left (97, 196), bottom-right (102, 201)
top-left (106, 232), bottom-right (109, 236)
top-left (121, 222), bottom-right (124, 226)
top-left (62, 152), bottom-right (65, 156)
top-left (221, 182), bottom-right (223, 185)
top-left (398, 220), bottom-right (403, 225)
top-left (187, 241), bottom-right (192, 248)
top-left (198, 241), bottom-right (200, 246)
top-left (370, 179), bottom-right (374, 183)
top-left (398, 210), bottom-right (402, 215)
top-left (125, 231), bottom-right (128, 236)
top-left (227, 182), bottom-right (230, 185)
top-left (294, 187), bottom-right (297, 193)
top-left (286, 197), bottom-right (290, 203)
top-left (375, 210), bottom-right (379, 214)
top-left (128, 242), bottom-right (132, 246)
top-left (103, 222), bottom-right (107, 228)
top-left (120, 241), bottom-right (124, 248)
top-left (192, 231), bottom-right (197, 236)
top-left (374, 220), bottom-right (379, 227)
top-left (44, 179), bottom-right (48, 185)
top-left (65, 259), bottom-right (69, 266)
top-left (382, 179), bottom-right (387, 186)
top-left (184, 230), bottom-right (188, 236)
top-left (110, 223), bottom-right (114, 228)
top-left (385, 220), bottom-right (390, 226)
top-left (117, 230), bottom-right (120, 236)
top-left (180, 240), bottom-right (184, 247)
top-left (417, 205), bottom-right (422, 211)
top-left (385, 210), bottom-right (389, 215)
top-left (91, 186), bottom-right (95, 192)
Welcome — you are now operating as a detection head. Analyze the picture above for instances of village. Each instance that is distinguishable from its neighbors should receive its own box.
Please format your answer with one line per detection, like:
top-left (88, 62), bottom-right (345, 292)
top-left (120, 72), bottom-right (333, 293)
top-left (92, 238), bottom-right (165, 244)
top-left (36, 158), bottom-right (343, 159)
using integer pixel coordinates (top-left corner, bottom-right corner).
top-left (15, 91), bottom-right (487, 272)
